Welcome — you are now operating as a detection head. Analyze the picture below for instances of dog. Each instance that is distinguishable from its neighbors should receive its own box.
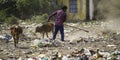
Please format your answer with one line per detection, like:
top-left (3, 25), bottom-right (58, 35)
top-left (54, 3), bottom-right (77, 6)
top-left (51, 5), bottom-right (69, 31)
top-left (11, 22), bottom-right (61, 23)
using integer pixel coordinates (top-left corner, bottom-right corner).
top-left (35, 22), bottom-right (54, 38)
top-left (10, 25), bottom-right (23, 47)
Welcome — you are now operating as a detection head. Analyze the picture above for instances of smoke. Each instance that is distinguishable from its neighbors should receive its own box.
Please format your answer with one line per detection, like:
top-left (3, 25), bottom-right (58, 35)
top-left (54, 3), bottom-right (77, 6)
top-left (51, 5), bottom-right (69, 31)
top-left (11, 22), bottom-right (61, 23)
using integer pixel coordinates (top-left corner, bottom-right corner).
top-left (96, 0), bottom-right (120, 32)
top-left (101, 19), bottom-right (120, 32)
top-left (96, 0), bottom-right (120, 19)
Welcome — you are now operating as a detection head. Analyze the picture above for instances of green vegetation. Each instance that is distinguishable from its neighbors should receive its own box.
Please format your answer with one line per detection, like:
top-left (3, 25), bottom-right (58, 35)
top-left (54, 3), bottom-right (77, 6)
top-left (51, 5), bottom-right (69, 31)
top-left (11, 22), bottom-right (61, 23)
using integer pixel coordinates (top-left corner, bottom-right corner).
top-left (0, 0), bottom-right (60, 24)
top-left (5, 16), bottom-right (18, 25)
top-left (31, 13), bottom-right (48, 23)
top-left (1, 0), bottom-right (120, 24)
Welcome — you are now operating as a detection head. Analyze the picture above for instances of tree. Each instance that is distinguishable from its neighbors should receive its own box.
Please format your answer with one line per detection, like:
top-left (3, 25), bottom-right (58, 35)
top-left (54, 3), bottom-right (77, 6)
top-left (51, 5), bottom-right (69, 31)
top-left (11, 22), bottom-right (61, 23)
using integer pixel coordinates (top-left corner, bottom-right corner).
top-left (0, 0), bottom-right (60, 22)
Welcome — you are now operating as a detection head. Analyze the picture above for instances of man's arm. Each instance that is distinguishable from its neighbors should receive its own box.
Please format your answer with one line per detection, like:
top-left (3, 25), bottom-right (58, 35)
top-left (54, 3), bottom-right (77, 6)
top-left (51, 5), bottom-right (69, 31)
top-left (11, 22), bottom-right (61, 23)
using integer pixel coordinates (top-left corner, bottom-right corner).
top-left (48, 11), bottom-right (57, 22)
top-left (63, 13), bottom-right (67, 22)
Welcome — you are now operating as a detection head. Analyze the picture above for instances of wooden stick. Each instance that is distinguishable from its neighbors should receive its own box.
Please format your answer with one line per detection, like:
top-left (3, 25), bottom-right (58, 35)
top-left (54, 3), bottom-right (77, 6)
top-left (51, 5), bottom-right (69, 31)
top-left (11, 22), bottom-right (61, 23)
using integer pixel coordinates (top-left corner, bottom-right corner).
top-left (64, 24), bottom-right (89, 32)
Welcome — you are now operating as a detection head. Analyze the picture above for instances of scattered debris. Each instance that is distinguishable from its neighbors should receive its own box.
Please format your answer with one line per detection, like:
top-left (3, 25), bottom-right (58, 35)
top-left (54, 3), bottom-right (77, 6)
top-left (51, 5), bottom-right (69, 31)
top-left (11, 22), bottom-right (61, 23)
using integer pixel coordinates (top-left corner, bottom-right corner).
top-left (0, 22), bottom-right (120, 59)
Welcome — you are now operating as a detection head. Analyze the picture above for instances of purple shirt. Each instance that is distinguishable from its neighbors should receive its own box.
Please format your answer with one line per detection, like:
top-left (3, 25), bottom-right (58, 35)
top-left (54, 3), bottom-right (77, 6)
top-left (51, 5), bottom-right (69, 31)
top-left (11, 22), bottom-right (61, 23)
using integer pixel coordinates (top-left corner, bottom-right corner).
top-left (51, 10), bottom-right (66, 26)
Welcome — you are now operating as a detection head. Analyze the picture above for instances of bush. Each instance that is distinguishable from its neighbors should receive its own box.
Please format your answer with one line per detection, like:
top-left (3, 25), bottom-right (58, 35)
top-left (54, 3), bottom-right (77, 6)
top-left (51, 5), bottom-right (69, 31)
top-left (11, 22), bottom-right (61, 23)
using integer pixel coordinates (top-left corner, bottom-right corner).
top-left (5, 16), bottom-right (19, 25)
top-left (0, 10), bottom-right (7, 22)
top-left (31, 13), bottom-right (48, 23)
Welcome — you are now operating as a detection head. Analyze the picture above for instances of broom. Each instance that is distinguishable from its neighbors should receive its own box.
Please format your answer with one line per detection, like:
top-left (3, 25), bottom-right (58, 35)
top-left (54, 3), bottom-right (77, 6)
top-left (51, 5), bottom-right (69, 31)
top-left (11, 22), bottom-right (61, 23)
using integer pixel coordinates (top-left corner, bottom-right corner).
top-left (64, 24), bottom-right (89, 33)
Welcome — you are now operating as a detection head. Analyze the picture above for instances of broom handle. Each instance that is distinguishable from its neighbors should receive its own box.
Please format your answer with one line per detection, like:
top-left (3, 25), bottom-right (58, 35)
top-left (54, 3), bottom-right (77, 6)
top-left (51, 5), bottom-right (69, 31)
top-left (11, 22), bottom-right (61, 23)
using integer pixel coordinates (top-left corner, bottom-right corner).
top-left (64, 24), bottom-right (89, 32)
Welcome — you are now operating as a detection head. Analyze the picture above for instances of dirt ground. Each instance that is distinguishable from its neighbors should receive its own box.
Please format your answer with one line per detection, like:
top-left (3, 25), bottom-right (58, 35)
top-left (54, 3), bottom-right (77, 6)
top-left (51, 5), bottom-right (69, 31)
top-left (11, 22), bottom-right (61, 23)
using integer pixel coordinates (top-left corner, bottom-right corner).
top-left (0, 21), bottom-right (120, 59)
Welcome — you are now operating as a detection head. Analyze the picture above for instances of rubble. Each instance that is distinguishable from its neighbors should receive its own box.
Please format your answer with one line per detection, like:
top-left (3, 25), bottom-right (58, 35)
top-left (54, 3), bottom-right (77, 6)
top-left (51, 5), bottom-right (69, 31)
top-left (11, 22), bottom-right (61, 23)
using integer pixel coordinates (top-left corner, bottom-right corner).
top-left (62, 56), bottom-right (69, 60)
top-left (0, 21), bottom-right (120, 59)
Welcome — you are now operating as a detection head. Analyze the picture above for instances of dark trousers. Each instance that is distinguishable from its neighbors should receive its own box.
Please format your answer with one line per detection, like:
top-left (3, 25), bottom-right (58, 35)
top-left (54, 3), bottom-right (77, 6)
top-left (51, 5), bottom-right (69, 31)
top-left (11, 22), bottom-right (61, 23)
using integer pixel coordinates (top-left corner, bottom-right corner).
top-left (53, 25), bottom-right (64, 41)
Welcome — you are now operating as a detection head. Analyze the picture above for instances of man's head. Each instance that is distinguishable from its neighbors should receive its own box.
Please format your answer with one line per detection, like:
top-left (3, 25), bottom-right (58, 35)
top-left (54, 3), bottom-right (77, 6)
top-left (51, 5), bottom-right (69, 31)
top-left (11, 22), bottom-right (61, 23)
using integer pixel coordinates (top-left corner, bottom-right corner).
top-left (61, 5), bottom-right (67, 12)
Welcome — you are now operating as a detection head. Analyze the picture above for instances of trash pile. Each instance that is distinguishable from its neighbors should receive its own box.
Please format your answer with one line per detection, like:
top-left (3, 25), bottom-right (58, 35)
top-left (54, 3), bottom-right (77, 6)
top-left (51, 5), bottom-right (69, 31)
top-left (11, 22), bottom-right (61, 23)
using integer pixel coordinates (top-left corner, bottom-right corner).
top-left (0, 21), bottom-right (120, 60)
top-left (0, 47), bottom-right (120, 60)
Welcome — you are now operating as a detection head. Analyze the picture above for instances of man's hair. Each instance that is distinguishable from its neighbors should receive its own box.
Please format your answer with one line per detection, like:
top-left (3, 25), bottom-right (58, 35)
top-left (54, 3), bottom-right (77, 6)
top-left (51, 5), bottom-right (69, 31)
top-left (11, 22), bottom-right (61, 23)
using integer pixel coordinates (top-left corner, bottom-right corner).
top-left (61, 5), bottom-right (67, 10)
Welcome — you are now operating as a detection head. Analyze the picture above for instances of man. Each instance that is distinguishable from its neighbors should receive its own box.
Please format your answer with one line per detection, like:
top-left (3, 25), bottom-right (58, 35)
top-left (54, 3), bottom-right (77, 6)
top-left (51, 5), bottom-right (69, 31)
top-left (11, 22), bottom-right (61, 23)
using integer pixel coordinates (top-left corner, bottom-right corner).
top-left (48, 5), bottom-right (67, 41)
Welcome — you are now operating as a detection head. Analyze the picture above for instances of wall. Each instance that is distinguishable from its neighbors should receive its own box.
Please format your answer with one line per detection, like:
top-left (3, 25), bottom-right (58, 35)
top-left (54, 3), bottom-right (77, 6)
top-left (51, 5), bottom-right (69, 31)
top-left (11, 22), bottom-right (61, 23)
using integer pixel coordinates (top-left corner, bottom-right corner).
top-left (58, 0), bottom-right (87, 20)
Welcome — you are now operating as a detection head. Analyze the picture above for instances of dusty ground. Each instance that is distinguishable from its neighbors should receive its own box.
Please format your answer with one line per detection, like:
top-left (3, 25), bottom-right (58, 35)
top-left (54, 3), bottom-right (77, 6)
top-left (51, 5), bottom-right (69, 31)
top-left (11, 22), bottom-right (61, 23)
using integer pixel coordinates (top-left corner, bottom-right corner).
top-left (0, 21), bottom-right (120, 59)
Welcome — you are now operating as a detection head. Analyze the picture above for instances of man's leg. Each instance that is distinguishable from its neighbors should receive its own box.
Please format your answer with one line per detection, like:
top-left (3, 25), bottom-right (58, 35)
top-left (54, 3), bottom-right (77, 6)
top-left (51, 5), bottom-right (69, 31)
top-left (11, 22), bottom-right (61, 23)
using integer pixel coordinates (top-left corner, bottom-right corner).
top-left (60, 25), bottom-right (64, 41)
top-left (53, 25), bottom-right (59, 40)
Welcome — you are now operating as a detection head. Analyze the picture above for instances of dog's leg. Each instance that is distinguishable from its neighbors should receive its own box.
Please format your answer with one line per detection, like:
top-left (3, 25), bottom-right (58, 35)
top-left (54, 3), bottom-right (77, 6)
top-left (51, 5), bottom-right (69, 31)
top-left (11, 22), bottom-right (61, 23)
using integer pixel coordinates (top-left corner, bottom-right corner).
top-left (46, 32), bottom-right (49, 38)
top-left (14, 38), bottom-right (17, 47)
top-left (51, 29), bottom-right (53, 33)
top-left (16, 35), bottom-right (19, 44)
top-left (14, 37), bottom-right (19, 48)
top-left (42, 33), bottom-right (44, 38)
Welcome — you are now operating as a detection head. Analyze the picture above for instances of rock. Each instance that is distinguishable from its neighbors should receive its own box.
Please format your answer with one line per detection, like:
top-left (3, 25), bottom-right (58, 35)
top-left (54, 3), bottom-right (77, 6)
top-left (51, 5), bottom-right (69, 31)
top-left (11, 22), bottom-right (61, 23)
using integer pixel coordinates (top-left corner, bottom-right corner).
top-left (0, 49), bottom-right (3, 52)
top-left (27, 58), bottom-right (33, 60)
top-left (41, 57), bottom-right (48, 60)
top-left (0, 35), bottom-right (5, 40)
top-left (19, 46), bottom-right (30, 49)
top-left (50, 52), bottom-right (58, 60)
top-left (32, 39), bottom-right (41, 46)
top-left (38, 54), bottom-right (46, 58)
top-left (83, 48), bottom-right (91, 56)
top-left (62, 56), bottom-right (69, 60)
top-left (17, 57), bottom-right (26, 60)
top-left (117, 56), bottom-right (120, 60)
top-left (23, 50), bottom-right (32, 54)
top-left (112, 49), bottom-right (120, 55)
top-left (51, 40), bottom-right (62, 47)
top-left (107, 44), bottom-right (116, 47)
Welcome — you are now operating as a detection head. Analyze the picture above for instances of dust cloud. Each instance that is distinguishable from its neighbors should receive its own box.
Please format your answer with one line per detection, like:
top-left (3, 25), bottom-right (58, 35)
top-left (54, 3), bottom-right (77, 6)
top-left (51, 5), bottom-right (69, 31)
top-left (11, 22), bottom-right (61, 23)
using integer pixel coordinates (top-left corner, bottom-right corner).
top-left (96, 0), bottom-right (120, 32)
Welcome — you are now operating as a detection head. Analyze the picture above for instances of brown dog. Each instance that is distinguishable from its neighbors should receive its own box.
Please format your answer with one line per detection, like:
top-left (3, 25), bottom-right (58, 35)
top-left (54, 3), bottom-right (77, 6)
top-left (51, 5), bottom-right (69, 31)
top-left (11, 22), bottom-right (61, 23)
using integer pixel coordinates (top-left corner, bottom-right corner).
top-left (35, 22), bottom-right (54, 38)
top-left (10, 25), bottom-right (23, 47)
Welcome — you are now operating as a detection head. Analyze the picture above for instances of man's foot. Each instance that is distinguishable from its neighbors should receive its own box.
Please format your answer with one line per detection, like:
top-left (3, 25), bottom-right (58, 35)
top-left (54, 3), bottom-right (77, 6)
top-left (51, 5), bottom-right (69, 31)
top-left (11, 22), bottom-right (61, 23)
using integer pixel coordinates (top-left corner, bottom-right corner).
top-left (61, 40), bottom-right (64, 42)
top-left (50, 38), bottom-right (53, 40)
top-left (49, 38), bottom-right (55, 42)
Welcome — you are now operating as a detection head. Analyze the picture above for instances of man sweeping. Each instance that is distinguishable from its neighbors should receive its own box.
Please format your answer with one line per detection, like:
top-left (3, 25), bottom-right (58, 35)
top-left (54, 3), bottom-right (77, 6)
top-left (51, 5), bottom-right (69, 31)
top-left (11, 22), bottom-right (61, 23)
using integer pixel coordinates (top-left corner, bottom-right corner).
top-left (48, 5), bottom-right (67, 41)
